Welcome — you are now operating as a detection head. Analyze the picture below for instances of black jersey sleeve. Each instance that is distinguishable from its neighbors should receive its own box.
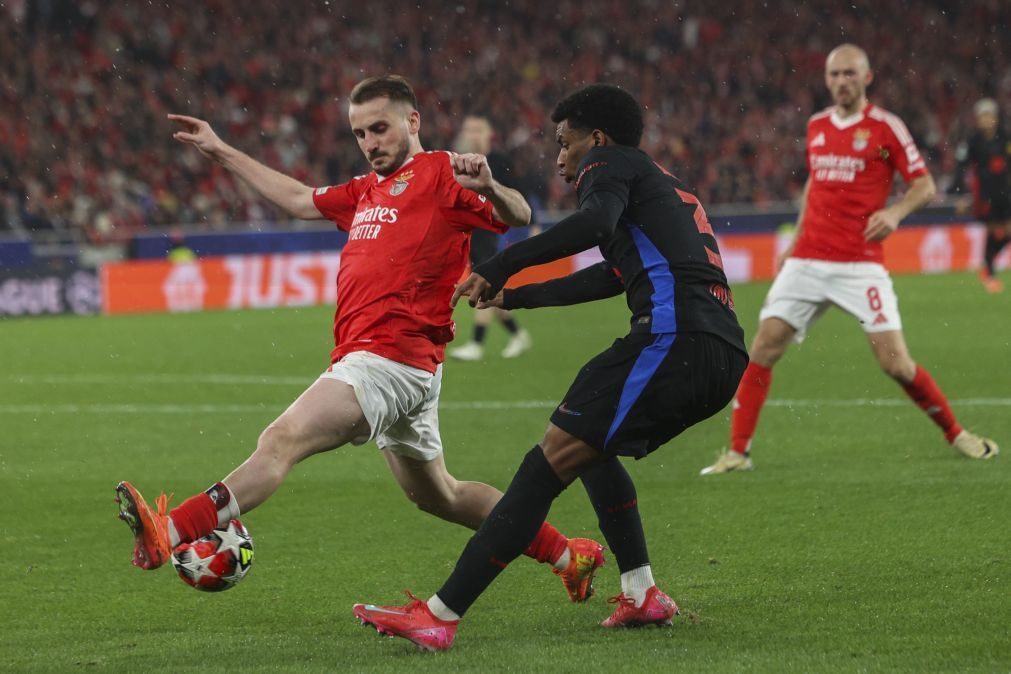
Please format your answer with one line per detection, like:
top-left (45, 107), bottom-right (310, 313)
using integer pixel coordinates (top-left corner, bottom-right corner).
top-left (473, 190), bottom-right (625, 293)
top-left (502, 261), bottom-right (624, 309)
top-left (574, 146), bottom-right (636, 207)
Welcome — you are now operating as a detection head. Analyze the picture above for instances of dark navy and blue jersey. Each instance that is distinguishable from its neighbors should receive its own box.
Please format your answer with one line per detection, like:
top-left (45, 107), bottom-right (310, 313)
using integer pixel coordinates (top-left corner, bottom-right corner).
top-left (569, 145), bottom-right (745, 352)
top-left (477, 144), bottom-right (748, 456)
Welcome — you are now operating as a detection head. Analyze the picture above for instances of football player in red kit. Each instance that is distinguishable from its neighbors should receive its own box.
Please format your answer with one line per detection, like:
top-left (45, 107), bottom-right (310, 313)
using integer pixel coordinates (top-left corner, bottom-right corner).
top-left (702, 44), bottom-right (998, 475)
top-left (115, 75), bottom-right (604, 600)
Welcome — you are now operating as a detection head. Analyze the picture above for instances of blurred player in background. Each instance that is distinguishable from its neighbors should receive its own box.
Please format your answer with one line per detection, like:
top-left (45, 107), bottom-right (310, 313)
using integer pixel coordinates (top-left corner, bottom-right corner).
top-left (449, 114), bottom-right (533, 361)
top-left (951, 98), bottom-right (1011, 293)
top-left (354, 84), bottom-right (748, 650)
top-left (702, 45), bottom-right (998, 476)
top-left (115, 75), bottom-right (603, 600)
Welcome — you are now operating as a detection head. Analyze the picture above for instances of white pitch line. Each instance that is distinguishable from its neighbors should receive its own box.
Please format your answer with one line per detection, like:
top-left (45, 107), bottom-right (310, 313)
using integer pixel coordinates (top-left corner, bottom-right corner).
top-left (10, 375), bottom-right (1006, 410)
top-left (0, 398), bottom-right (1009, 415)
top-left (5, 373), bottom-right (309, 386)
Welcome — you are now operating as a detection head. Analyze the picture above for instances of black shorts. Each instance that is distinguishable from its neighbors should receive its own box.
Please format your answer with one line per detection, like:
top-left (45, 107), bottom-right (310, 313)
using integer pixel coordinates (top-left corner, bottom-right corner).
top-left (976, 194), bottom-right (1011, 223)
top-left (469, 228), bottom-right (501, 266)
top-left (550, 332), bottom-right (748, 458)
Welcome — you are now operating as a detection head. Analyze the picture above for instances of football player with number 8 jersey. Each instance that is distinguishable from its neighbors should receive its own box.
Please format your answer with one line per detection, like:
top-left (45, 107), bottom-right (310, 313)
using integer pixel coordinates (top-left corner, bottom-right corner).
top-left (700, 44), bottom-right (998, 476)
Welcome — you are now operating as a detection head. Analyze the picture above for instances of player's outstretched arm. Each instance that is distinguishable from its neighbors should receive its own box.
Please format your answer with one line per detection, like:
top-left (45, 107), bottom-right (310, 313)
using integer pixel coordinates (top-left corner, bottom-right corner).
top-left (168, 114), bottom-right (322, 221)
top-left (451, 153), bottom-right (531, 227)
top-left (489, 261), bottom-right (624, 310)
top-left (864, 173), bottom-right (937, 242)
top-left (456, 191), bottom-right (624, 306)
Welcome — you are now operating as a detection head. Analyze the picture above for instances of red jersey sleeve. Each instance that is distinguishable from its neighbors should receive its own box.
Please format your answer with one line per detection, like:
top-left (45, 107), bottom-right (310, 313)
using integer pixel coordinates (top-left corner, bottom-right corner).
top-left (312, 177), bottom-right (366, 231)
top-left (878, 111), bottom-right (928, 182)
top-left (437, 153), bottom-right (509, 234)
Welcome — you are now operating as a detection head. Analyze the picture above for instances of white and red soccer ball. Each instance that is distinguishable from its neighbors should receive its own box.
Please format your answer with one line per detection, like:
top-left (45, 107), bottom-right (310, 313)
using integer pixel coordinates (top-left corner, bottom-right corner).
top-left (171, 519), bottom-right (254, 592)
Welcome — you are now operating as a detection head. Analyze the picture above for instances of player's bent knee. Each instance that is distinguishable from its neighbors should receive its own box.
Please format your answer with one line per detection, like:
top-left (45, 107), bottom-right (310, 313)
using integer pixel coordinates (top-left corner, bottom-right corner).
top-left (879, 358), bottom-right (914, 383)
top-left (254, 420), bottom-right (305, 467)
top-left (404, 488), bottom-right (456, 519)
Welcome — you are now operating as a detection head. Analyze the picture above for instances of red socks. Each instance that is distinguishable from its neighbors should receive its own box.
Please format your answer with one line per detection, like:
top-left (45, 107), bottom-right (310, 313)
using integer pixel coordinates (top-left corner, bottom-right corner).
top-left (169, 482), bottom-right (236, 545)
top-left (169, 493), bottom-right (218, 545)
top-left (730, 362), bottom-right (773, 455)
top-left (728, 361), bottom-right (961, 453)
top-left (900, 365), bottom-right (963, 442)
top-left (523, 522), bottom-right (568, 565)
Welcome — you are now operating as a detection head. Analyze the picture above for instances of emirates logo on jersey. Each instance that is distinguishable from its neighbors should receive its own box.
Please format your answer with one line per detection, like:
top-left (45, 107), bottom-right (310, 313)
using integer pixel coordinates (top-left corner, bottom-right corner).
top-left (852, 128), bottom-right (871, 151)
top-left (389, 170), bottom-right (414, 196)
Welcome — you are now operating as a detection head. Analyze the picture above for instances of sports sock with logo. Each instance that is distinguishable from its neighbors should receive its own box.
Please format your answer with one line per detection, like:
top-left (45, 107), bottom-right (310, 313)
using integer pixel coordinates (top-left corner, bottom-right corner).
top-left (581, 458), bottom-right (648, 572)
top-left (168, 481), bottom-right (241, 547)
top-left (435, 446), bottom-right (566, 617)
top-left (729, 362), bottom-right (773, 454)
top-left (900, 365), bottom-right (963, 442)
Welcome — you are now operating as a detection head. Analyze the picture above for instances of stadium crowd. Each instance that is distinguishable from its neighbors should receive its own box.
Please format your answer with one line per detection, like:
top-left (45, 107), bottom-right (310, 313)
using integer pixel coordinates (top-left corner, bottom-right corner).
top-left (1, 0), bottom-right (1009, 242)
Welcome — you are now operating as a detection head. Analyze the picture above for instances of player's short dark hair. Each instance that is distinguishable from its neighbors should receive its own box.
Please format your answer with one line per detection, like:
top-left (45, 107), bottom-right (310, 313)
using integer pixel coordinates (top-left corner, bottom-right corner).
top-left (550, 84), bottom-right (644, 147)
top-left (349, 75), bottom-right (418, 109)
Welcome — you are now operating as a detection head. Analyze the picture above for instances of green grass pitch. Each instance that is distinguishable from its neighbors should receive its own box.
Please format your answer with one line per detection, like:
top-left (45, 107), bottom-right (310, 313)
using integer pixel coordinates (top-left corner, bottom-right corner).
top-left (1, 271), bottom-right (1008, 673)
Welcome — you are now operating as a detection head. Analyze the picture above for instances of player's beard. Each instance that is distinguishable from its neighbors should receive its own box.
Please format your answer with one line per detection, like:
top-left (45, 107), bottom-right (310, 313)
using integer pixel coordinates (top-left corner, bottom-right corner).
top-left (373, 138), bottom-right (412, 177)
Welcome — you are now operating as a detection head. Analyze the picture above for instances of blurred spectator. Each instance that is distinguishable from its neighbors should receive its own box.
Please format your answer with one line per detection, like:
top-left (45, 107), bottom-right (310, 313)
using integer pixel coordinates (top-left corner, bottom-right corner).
top-left (2, 0), bottom-right (1009, 241)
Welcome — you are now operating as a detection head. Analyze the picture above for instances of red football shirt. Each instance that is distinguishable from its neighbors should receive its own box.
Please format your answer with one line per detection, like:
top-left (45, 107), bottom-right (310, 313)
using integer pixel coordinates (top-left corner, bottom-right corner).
top-left (793, 103), bottom-right (928, 264)
top-left (312, 151), bottom-right (508, 372)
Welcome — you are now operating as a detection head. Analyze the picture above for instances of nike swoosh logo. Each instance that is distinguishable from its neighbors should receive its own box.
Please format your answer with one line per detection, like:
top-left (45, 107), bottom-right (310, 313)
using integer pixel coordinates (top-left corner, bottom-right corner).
top-left (363, 605), bottom-right (405, 615)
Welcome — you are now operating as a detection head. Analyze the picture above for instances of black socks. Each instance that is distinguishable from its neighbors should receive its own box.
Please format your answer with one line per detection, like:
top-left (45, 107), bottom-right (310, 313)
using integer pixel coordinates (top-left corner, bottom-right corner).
top-left (437, 446), bottom-right (565, 616)
top-left (581, 457), bottom-right (649, 573)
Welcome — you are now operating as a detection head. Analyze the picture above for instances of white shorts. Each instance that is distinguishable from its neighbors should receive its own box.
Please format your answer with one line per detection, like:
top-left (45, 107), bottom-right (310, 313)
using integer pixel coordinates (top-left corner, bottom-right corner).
top-left (319, 351), bottom-right (443, 462)
top-left (759, 258), bottom-right (902, 343)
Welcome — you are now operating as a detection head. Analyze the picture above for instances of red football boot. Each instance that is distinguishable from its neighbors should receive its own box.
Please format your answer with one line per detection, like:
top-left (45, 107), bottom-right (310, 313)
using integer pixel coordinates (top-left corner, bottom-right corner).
top-left (353, 591), bottom-right (458, 652)
top-left (115, 481), bottom-right (172, 570)
top-left (553, 537), bottom-right (606, 602)
top-left (600, 586), bottom-right (679, 627)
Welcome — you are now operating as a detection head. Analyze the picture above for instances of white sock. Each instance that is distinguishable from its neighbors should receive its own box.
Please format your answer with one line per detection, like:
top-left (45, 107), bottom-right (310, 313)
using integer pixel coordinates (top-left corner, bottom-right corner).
top-left (426, 594), bottom-right (461, 622)
top-left (620, 564), bottom-right (655, 607)
top-left (212, 481), bottom-right (242, 527)
top-left (217, 493), bottom-right (242, 527)
top-left (168, 520), bottom-right (181, 548)
top-left (552, 547), bottom-right (571, 571)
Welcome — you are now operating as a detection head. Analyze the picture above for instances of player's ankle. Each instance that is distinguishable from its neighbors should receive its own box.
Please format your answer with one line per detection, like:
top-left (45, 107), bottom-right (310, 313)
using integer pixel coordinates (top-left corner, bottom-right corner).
top-left (426, 594), bottom-right (461, 622)
top-left (729, 440), bottom-right (751, 456)
top-left (620, 564), bottom-right (655, 607)
top-left (168, 519), bottom-right (181, 548)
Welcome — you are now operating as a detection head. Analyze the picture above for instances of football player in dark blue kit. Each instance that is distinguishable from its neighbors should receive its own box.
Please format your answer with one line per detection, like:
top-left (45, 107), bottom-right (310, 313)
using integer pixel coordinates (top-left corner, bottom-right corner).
top-left (952, 98), bottom-right (1011, 293)
top-left (353, 84), bottom-right (748, 651)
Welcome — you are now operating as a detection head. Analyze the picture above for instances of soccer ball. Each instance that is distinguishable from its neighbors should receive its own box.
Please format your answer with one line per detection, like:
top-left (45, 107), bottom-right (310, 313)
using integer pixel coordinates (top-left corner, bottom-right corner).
top-left (171, 519), bottom-right (254, 592)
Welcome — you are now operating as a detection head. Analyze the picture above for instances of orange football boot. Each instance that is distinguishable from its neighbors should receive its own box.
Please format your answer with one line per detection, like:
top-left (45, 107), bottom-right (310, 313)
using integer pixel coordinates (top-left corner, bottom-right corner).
top-left (553, 538), bottom-right (606, 602)
top-left (979, 270), bottom-right (1004, 294)
top-left (115, 481), bottom-right (172, 570)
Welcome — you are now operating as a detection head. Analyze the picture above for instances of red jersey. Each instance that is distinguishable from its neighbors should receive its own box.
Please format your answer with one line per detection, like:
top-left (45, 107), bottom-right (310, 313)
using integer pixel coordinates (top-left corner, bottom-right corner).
top-left (312, 151), bottom-right (507, 372)
top-left (793, 103), bottom-right (928, 264)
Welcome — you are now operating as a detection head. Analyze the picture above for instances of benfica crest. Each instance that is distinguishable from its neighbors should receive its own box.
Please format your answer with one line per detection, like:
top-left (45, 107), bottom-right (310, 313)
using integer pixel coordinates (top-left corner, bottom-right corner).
top-left (852, 128), bottom-right (871, 151)
top-left (389, 170), bottom-right (414, 196)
